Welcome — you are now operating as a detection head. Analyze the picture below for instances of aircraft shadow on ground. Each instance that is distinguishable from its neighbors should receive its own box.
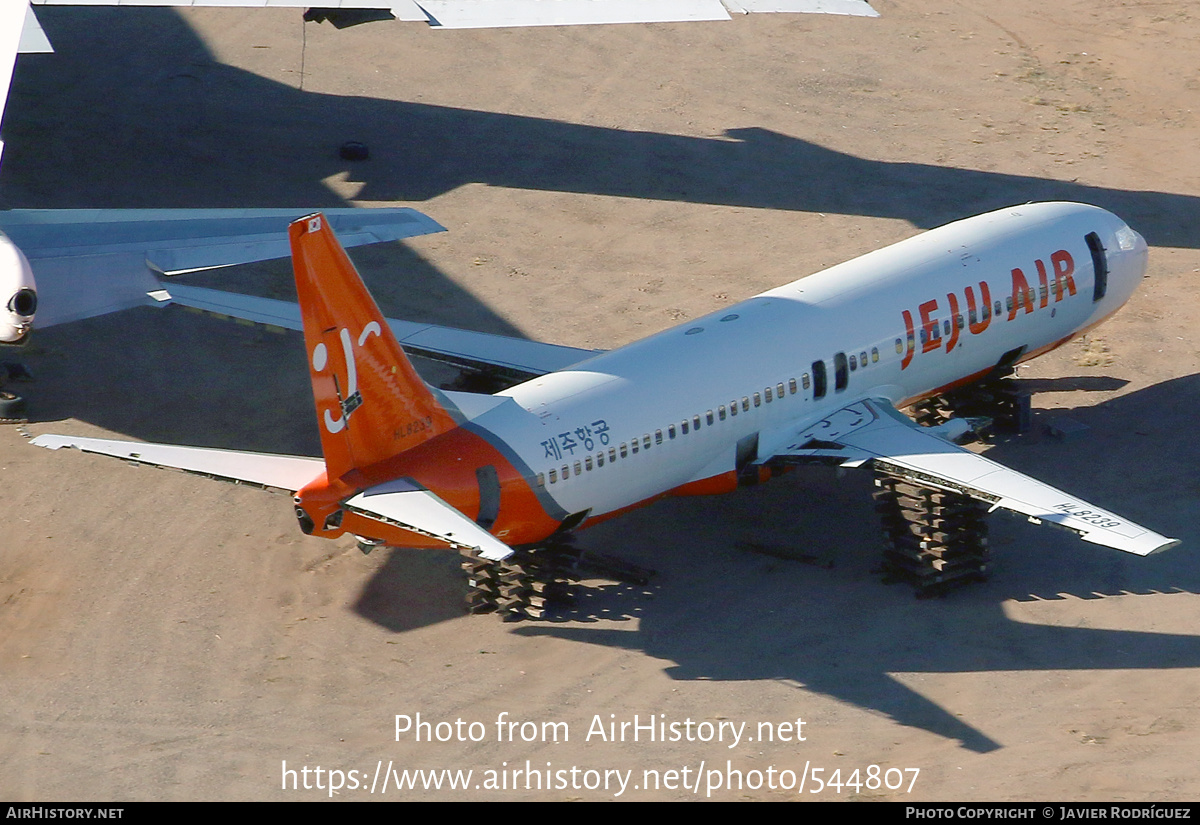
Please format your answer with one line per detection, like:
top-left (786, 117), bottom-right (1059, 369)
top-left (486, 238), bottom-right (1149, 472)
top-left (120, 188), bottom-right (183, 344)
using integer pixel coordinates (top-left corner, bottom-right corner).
top-left (3, 8), bottom-right (1199, 252)
top-left (501, 375), bottom-right (1200, 754)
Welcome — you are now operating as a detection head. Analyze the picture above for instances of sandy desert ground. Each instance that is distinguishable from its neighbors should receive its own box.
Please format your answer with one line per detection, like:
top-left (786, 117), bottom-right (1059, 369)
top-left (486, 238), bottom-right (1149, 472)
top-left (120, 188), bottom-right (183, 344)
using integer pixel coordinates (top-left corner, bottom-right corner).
top-left (2, 0), bottom-right (1200, 801)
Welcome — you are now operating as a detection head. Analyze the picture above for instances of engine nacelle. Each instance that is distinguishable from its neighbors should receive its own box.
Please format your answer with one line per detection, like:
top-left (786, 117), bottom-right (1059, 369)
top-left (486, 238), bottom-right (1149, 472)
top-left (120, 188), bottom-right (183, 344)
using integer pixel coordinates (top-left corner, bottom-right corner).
top-left (0, 231), bottom-right (36, 345)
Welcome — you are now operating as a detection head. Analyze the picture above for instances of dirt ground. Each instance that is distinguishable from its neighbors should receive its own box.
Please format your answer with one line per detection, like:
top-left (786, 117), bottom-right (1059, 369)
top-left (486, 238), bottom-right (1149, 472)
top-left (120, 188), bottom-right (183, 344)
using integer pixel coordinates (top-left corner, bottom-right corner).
top-left (2, 0), bottom-right (1200, 801)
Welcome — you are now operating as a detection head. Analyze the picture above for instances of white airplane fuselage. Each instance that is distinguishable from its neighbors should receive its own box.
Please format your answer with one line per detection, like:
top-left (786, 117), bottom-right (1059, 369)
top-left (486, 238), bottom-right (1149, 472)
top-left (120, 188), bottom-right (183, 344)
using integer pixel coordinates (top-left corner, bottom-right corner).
top-left (431, 203), bottom-right (1145, 534)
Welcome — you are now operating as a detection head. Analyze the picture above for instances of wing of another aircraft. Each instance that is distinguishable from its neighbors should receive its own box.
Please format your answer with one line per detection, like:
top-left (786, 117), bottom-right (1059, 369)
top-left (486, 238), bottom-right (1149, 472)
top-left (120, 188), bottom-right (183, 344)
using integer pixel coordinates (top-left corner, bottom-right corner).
top-left (766, 398), bottom-right (1179, 557)
top-left (3, 1), bottom-right (876, 169)
top-left (396, 0), bottom-right (877, 28)
top-left (24, 0), bottom-right (878, 30)
top-left (0, 207), bottom-right (445, 329)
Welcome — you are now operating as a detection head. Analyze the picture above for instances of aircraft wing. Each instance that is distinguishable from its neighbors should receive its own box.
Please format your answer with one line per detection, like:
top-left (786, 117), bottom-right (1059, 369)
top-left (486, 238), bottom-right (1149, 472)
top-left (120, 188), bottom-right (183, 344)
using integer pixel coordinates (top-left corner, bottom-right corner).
top-left (25, 0), bottom-right (878, 29)
top-left (30, 433), bottom-right (514, 560)
top-left (161, 283), bottom-right (599, 379)
top-left (30, 434), bottom-right (325, 492)
top-left (388, 0), bottom-right (878, 28)
top-left (5, 0), bottom-right (875, 158)
top-left (766, 398), bottom-right (1179, 557)
top-left (0, 207), bottom-right (444, 328)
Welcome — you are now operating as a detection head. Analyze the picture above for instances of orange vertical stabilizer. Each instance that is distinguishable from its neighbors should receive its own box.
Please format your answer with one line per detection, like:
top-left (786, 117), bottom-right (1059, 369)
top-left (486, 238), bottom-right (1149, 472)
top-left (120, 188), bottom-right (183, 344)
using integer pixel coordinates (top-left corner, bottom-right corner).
top-left (290, 213), bottom-right (460, 484)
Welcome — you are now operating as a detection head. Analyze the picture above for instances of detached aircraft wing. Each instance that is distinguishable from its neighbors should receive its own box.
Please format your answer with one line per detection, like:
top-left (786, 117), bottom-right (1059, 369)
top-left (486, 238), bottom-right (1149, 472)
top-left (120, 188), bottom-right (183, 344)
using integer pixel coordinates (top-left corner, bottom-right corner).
top-left (3, 0), bottom-right (877, 165)
top-left (0, 207), bottom-right (445, 329)
top-left (24, 1), bottom-right (878, 30)
top-left (767, 397), bottom-right (1178, 557)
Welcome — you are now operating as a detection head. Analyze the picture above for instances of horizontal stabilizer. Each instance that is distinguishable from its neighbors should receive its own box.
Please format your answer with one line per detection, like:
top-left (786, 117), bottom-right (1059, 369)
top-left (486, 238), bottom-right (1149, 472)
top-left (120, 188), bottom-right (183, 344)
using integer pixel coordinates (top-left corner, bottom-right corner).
top-left (345, 480), bottom-right (514, 560)
top-left (31, 434), bottom-right (325, 492)
top-left (770, 398), bottom-right (1178, 557)
top-left (163, 283), bottom-right (599, 379)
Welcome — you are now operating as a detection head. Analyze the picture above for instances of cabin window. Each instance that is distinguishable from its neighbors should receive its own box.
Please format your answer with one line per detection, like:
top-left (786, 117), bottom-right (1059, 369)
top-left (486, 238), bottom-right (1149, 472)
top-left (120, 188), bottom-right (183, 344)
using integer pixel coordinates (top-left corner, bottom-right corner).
top-left (705, 411), bottom-right (714, 426)
top-left (537, 473), bottom-right (545, 486)
top-left (895, 338), bottom-right (903, 354)
top-left (802, 374), bottom-right (811, 391)
top-left (969, 308), bottom-right (977, 325)
top-left (631, 439), bottom-right (639, 454)
top-left (693, 415), bottom-right (702, 430)
top-left (765, 387), bottom-right (773, 402)
top-left (655, 429), bottom-right (663, 445)
top-left (562, 465), bottom-right (570, 479)
top-left (574, 461), bottom-right (582, 475)
top-left (609, 447), bottom-right (617, 462)
top-left (729, 402), bottom-right (738, 417)
top-left (871, 347), bottom-right (879, 363)
top-left (812, 361), bottom-right (827, 398)
top-left (834, 352), bottom-right (849, 392)
top-left (1006, 295), bottom-right (1013, 312)
top-left (596, 453), bottom-right (604, 468)
top-left (753, 392), bottom-right (761, 407)
top-left (994, 300), bottom-right (1002, 315)
top-left (681, 420), bottom-right (689, 435)
top-left (718, 405), bottom-right (726, 420)
top-left (669, 424), bottom-right (676, 439)
top-left (643, 435), bottom-right (651, 450)
top-left (789, 378), bottom-right (798, 395)
top-left (620, 443), bottom-right (628, 458)
top-left (549, 470), bottom-right (557, 484)
top-left (778, 382), bottom-right (786, 398)
top-left (584, 457), bottom-right (593, 471)
top-left (849, 355), bottom-right (857, 371)
top-left (742, 397), bottom-right (750, 411)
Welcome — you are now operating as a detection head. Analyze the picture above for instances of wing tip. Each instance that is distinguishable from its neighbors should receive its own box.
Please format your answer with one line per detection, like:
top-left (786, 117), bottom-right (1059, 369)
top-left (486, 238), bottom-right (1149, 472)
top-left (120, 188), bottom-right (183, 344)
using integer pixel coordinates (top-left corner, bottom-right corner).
top-left (1147, 537), bottom-right (1182, 556)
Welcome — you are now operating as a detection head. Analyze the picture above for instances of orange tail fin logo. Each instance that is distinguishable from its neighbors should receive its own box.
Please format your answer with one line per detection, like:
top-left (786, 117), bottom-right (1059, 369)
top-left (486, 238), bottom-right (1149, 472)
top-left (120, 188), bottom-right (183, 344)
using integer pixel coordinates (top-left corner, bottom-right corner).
top-left (290, 214), bottom-right (460, 482)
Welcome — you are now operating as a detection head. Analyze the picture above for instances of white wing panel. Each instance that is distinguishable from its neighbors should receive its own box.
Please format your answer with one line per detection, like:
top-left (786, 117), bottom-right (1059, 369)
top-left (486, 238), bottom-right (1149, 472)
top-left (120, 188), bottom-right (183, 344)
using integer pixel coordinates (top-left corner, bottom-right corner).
top-left (0, 1), bottom-right (31, 165)
top-left (19, 5), bottom-right (53, 54)
top-left (417, 0), bottom-right (730, 28)
top-left (769, 398), bottom-right (1178, 557)
top-left (163, 283), bottom-right (599, 376)
top-left (346, 481), bottom-right (514, 560)
top-left (723, 0), bottom-right (876, 16)
top-left (26, 0), bottom-right (876, 18)
top-left (31, 434), bottom-right (325, 491)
